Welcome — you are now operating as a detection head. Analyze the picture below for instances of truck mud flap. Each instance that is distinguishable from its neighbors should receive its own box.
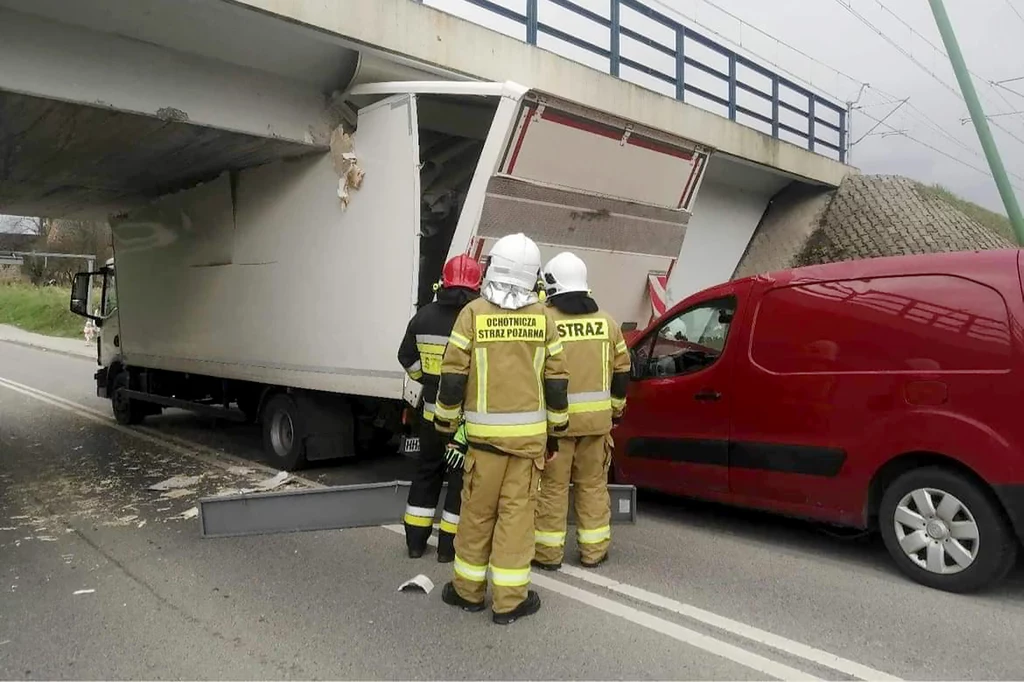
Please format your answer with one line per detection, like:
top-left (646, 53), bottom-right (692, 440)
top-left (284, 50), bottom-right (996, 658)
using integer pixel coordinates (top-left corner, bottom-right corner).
top-left (198, 480), bottom-right (637, 539)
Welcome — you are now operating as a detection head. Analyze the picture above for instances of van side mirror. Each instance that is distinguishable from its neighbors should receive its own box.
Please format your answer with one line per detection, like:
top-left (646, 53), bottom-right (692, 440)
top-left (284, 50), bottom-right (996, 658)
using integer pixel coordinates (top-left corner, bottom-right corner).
top-left (70, 272), bottom-right (101, 322)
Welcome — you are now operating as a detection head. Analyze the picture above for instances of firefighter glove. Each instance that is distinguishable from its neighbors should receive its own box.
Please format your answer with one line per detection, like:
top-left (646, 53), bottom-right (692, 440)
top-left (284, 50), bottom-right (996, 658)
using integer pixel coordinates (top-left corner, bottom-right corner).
top-left (445, 422), bottom-right (468, 470)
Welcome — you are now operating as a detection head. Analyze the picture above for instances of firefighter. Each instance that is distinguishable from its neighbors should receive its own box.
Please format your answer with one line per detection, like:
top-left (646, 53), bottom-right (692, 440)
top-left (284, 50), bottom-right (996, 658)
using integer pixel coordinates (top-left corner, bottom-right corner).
top-left (397, 254), bottom-right (483, 562)
top-left (434, 233), bottom-right (570, 625)
top-left (533, 252), bottom-right (631, 570)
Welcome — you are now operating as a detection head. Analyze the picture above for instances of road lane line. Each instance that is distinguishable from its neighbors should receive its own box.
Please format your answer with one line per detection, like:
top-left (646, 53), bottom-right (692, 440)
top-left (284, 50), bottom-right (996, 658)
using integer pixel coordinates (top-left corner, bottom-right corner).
top-left (557, 564), bottom-right (900, 681)
top-left (379, 525), bottom-right (820, 682)
top-left (1, 374), bottom-right (897, 681)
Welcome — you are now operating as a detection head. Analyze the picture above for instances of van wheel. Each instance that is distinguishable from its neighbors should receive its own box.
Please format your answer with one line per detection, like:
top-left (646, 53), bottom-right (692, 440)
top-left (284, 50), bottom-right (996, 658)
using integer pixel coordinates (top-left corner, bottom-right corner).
top-left (111, 371), bottom-right (146, 425)
top-left (879, 467), bottom-right (1017, 593)
top-left (261, 394), bottom-right (307, 471)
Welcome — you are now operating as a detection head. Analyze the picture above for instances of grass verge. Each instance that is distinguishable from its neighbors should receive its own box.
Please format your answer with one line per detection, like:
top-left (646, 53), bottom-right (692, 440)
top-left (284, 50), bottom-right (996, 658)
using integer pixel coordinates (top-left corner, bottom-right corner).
top-left (0, 282), bottom-right (83, 338)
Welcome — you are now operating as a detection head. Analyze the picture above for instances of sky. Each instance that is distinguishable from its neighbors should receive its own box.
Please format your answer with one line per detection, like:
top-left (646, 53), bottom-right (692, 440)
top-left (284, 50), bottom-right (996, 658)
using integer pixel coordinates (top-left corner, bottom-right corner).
top-left (429, 0), bottom-right (1024, 215)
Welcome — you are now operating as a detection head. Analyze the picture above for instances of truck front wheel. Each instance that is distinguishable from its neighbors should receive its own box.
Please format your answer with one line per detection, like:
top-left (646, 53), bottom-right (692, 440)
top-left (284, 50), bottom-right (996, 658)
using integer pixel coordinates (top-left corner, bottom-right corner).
top-left (261, 394), bottom-right (307, 471)
top-left (111, 371), bottom-right (146, 425)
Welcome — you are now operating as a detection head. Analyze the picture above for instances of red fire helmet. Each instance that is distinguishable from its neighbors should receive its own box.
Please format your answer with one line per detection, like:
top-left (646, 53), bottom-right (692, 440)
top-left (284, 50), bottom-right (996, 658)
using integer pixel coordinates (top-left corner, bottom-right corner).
top-left (441, 254), bottom-right (483, 291)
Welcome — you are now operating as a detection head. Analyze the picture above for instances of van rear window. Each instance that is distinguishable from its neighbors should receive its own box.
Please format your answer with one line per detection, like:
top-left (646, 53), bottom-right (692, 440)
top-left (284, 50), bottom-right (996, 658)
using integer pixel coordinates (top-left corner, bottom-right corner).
top-left (750, 275), bottom-right (1012, 374)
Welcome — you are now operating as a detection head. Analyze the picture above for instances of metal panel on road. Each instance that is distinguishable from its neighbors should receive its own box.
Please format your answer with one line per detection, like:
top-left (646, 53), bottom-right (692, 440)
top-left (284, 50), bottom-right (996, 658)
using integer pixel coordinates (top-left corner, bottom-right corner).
top-left (199, 480), bottom-right (637, 539)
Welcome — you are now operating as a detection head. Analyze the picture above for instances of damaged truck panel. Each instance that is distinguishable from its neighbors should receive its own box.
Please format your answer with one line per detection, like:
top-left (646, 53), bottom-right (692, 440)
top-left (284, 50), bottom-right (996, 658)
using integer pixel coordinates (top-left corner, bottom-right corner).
top-left (71, 80), bottom-right (712, 471)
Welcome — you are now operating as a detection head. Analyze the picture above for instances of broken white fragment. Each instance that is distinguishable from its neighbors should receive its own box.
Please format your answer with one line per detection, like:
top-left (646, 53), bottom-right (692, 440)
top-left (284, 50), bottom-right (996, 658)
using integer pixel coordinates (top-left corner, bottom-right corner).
top-left (137, 520), bottom-right (147, 529)
top-left (398, 574), bottom-right (435, 594)
top-left (226, 466), bottom-right (254, 476)
top-left (73, 589), bottom-right (95, 595)
top-left (179, 507), bottom-right (199, 520)
top-left (36, 536), bottom-right (57, 542)
top-left (255, 471), bottom-right (289, 490)
top-left (148, 475), bottom-right (201, 491)
top-left (160, 489), bottom-right (192, 500)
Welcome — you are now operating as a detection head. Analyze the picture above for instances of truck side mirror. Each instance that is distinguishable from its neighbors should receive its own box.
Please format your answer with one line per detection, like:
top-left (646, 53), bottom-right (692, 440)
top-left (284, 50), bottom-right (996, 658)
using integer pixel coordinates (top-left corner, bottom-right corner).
top-left (70, 272), bottom-right (101, 322)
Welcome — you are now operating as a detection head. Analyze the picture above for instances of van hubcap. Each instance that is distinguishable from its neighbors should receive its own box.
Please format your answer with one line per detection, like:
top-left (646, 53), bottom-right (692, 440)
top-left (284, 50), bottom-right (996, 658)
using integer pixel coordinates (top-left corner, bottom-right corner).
top-left (894, 488), bottom-right (979, 575)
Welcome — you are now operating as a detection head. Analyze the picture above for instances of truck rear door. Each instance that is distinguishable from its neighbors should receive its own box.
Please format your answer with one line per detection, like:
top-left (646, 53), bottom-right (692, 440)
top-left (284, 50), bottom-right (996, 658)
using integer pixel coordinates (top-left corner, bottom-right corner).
top-left (471, 91), bottom-right (711, 329)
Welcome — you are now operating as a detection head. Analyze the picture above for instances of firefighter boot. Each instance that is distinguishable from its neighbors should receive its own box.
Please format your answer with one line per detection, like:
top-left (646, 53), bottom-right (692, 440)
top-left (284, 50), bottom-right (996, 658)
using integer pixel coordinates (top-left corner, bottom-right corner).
top-left (492, 591), bottom-right (541, 625)
top-left (441, 582), bottom-right (485, 612)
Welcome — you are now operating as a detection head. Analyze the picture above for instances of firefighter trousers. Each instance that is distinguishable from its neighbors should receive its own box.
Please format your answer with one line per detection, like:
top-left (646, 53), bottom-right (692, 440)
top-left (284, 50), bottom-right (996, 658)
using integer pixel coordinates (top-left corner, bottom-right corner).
top-left (404, 415), bottom-right (463, 555)
top-left (452, 447), bottom-right (542, 614)
top-left (534, 433), bottom-right (612, 565)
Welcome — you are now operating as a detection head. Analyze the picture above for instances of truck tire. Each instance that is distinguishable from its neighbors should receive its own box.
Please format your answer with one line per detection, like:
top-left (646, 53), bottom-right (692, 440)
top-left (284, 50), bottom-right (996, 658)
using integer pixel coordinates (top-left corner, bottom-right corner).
top-left (879, 467), bottom-right (1017, 593)
top-left (261, 394), bottom-right (307, 471)
top-left (111, 371), bottom-right (146, 425)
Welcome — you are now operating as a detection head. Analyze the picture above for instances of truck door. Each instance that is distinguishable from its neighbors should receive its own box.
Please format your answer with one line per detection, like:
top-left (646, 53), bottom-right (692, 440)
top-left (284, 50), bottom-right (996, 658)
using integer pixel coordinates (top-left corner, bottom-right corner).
top-left (614, 282), bottom-right (748, 495)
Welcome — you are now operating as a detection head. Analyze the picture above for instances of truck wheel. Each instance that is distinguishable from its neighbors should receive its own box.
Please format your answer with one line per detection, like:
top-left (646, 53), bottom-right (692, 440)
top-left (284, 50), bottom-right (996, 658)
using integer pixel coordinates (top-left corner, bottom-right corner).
top-left (111, 371), bottom-right (146, 425)
top-left (879, 467), bottom-right (1017, 593)
top-left (261, 394), bottom-right (307, 471)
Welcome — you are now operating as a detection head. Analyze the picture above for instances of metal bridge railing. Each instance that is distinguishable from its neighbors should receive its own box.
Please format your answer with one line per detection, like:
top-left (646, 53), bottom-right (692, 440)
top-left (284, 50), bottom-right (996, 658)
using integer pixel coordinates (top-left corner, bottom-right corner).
top-left (419, 0), bottom-right (848, 162)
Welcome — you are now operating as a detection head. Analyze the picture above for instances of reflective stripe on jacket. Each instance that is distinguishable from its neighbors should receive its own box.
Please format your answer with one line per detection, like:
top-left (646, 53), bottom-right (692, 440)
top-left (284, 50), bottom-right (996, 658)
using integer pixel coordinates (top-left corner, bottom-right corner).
top-left (397, 294), bottom-right (473, 420)
top-left (547, 307), bottom-right (631, 437)
top-left (434, 297), bottom-right (570, 459)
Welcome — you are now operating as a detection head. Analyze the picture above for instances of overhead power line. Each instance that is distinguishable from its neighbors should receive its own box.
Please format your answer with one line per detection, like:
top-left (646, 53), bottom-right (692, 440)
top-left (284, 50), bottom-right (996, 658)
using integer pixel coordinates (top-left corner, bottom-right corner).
top-left (855, 107), bottom-right (1024, 190)
top-left (1005, 0), bottom-right (1024, 26)
top-left (646, 0), bottom-right (1020, 180)
top-left (832, 0), bottom-right (1024, 152)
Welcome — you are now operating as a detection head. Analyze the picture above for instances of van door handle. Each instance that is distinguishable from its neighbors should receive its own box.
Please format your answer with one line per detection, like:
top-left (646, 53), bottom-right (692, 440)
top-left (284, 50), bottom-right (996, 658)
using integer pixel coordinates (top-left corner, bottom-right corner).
top-left (694, 390), bottom-right (721, 402)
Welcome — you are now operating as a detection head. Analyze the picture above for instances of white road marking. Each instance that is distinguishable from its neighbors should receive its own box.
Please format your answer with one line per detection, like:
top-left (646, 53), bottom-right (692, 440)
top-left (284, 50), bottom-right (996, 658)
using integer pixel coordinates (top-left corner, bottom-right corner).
top-left (381, 523), bottom-right (821, 680)
top-left (557, 565), bottom-right (901, 681)
top-left (0, 374), bottom-right (901, 681)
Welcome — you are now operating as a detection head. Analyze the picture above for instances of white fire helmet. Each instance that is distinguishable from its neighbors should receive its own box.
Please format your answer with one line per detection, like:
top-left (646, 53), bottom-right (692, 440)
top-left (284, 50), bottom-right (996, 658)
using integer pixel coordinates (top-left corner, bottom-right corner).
top-left (541, 251), bottom-right (589, 298)
top-left (484, 233), bottom-right (542, 291)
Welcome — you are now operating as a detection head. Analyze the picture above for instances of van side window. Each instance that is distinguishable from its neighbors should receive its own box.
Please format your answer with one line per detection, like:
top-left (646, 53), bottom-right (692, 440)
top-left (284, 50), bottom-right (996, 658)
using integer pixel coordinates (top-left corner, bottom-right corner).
top-left (750, 275), bottom-right (1012, 374)
top-left (636, 297), bottom-right (737, 378)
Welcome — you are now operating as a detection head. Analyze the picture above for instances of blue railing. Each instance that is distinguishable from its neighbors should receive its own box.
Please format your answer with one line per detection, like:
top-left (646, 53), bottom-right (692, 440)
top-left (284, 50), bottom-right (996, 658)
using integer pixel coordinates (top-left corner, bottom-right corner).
top-left (419, 0), bottom-right (848, 162)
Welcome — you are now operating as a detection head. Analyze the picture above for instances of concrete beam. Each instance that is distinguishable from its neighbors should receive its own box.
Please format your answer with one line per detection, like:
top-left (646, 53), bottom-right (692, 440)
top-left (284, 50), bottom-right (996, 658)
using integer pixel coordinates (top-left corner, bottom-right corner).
top-left (227, 0), bottom-right (853, 187)
top-left (0, 7), bottom-right (331, 147)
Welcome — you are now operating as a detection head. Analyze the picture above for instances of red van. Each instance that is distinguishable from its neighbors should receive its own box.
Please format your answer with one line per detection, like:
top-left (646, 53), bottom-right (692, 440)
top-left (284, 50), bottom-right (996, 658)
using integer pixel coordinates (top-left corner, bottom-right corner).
top-left (614, 248), bottom-right (1024, 592)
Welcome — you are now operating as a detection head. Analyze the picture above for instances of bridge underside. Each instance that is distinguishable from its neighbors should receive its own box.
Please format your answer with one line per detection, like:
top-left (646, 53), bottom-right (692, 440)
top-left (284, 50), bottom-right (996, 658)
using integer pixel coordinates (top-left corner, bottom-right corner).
top-left (0, 92), bottom-right (321, 219)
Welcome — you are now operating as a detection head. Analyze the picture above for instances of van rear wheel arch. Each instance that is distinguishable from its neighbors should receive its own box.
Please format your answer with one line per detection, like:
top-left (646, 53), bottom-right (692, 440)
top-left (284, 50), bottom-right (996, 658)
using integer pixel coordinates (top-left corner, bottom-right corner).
top-left (867, 452), bottom-right (996, 526)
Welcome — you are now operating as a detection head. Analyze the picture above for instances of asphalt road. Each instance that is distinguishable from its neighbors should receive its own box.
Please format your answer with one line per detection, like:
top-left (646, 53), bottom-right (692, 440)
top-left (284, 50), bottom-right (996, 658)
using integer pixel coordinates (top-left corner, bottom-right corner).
top-left (3, 342), bottom-right (1024, 680)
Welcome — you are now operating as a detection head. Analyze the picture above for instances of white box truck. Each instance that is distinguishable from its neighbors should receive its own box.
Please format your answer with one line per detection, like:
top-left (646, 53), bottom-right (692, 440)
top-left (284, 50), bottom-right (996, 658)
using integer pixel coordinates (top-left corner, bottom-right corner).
top-left (70, 80), bottom-right (710, 470)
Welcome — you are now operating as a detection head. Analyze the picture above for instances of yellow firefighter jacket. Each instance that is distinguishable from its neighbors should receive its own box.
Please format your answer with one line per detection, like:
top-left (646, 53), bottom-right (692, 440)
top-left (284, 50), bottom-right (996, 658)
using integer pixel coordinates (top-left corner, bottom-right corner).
top-left (547, 306), bottom-right (632, 437)
top-left (434, 297), bottom-right (570, 460)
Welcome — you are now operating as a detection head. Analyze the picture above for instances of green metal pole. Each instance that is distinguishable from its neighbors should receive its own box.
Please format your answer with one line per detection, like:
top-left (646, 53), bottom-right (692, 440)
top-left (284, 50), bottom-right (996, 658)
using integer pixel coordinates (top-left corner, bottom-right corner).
top-left (928, 0), bottom-right (1024, 244)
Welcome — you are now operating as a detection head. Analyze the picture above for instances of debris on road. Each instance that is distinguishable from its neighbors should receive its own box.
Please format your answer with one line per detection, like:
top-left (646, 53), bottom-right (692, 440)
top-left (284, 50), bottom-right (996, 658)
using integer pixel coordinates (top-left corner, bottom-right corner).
top-left (72, 589), bottom-right (95, 595)
top-left (255, 471), bottom-right (289, 490)
top-left (179, 507), bottom-right (199, 520)
top-left (398, 574), bottom-right (435, 594)
top-left (148, 475), bottom-right (201, 491)
top-left (159, 489), bottom-right (192, 500)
